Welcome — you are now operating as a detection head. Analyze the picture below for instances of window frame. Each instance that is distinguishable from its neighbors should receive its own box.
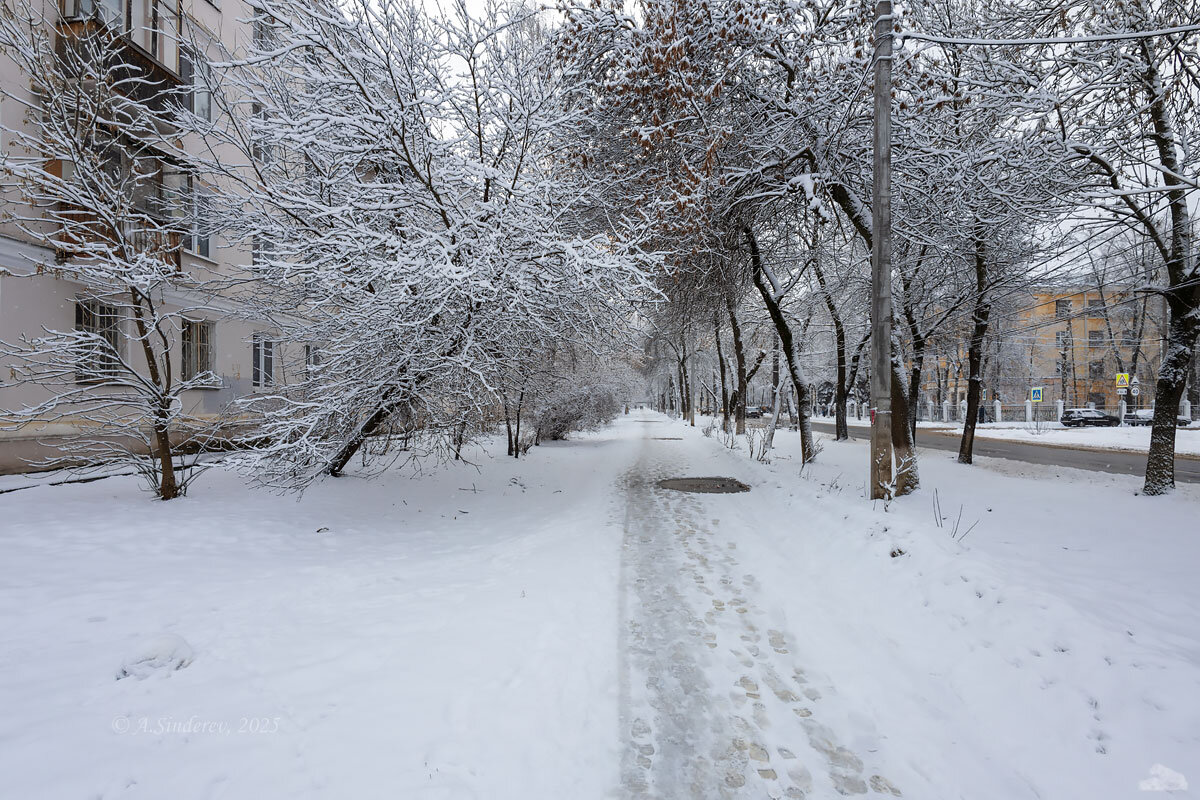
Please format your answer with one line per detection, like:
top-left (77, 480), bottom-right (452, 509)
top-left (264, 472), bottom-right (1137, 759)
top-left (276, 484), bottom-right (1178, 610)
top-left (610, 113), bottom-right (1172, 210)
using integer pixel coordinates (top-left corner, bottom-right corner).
top-left (181, 175), bottom-right (212, 259)
top-left (178, 46), bottom-right (213, 122)
top-left (181, 319), bottom-right (216, 383)
top-left (74, 298), bottom-right (122, 382)
top-left (251, 333), bottom-right (275, 388)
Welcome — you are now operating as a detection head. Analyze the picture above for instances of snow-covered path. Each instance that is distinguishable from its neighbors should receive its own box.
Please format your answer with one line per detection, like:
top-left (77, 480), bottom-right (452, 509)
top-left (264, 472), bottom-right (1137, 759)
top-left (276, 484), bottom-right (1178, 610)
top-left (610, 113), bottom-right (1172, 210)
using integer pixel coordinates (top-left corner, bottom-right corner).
top-left (3, 409), bottom-right (1198, 799)
top-left (618, 417), bottom-right (899, 798)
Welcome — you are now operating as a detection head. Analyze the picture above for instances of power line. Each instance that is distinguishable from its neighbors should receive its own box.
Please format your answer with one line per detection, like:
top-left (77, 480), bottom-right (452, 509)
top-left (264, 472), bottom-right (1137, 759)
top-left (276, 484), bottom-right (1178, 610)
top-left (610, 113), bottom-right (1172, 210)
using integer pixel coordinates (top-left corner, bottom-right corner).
top-left (901, 23), bottom-right (1200, 48)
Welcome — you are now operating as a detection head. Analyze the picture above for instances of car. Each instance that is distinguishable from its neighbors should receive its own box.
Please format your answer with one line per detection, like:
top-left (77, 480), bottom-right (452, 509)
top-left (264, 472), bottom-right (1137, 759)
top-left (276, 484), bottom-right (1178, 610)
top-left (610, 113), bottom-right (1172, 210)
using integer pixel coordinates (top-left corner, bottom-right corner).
top-left (1061, 408), bottom-right (1120, 427)
top-left (744, 406), bottom-right (763, 419)
top-left (1123, 409), bottom-right (1192, 427)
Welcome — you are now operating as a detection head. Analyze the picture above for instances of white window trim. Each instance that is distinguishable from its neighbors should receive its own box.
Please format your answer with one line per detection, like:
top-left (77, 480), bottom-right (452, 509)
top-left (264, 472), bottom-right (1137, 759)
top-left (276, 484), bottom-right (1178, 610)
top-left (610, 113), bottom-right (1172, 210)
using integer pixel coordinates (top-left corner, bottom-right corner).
top-left (251, 333), bottom-right (275, 388)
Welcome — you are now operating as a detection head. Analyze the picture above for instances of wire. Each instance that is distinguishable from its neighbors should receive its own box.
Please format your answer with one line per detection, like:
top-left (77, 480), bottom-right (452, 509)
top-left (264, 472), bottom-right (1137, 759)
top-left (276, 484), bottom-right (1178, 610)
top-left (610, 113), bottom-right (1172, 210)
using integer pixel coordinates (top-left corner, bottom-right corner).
top-left (901, 23), bottom-right (1200, 47)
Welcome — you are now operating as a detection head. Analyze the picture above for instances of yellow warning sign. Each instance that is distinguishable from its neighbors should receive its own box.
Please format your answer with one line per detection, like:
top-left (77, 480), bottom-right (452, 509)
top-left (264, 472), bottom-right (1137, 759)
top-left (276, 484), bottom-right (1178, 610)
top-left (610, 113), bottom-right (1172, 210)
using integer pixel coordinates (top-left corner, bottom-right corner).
top-left (1115, 373), bottom-right (1130, 387)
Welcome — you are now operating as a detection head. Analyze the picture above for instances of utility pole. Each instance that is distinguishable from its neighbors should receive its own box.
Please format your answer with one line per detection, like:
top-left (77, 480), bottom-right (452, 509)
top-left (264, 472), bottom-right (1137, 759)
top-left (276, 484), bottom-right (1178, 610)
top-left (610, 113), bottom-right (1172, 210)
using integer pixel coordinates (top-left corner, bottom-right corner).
top-left (870, 0), bottom-right (894, 499)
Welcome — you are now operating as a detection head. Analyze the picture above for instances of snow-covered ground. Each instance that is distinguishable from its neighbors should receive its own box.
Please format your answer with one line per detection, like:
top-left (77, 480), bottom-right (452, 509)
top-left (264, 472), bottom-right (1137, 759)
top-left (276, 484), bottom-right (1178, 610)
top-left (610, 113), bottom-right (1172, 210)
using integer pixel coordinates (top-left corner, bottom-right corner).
top-left (949, 424), bottom-right (1200, 456)
top-left (0, 432), bottom-right (637, 799)
top-left (819, 413), bottom-right (1200, 456)
top-left (2, 410), bottom-right (1197, 798)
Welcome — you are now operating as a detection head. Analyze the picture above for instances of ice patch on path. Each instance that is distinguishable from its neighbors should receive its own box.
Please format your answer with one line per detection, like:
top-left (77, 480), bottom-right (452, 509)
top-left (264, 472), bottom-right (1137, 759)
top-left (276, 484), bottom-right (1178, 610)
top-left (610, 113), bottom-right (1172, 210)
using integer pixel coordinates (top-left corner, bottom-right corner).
top-left (1139, 764), bottom-right (1188, 791)
top-left (115, 633), bottom-right (194, 680)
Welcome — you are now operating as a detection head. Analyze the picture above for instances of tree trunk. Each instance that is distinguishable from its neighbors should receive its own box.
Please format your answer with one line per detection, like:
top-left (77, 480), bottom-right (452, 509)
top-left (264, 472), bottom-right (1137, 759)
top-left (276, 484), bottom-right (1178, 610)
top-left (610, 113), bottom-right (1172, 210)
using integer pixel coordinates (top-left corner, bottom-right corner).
top-left (1139, 39), bottom-right (1198, 495)
top-left (726, 297), bottom-right (748, 436)
top-left (812, 257), bottom-right (849, 441)
top-left (890, 337), bottom-right (919, 495)
top-left (329, 398), bottom-right (396, 476)
top-left (745, 228), bottom-right (816, 461)
top-left (958, 235), bottom-right (991, 465)
top-left (763, 364), bottom-right (783, 453)
top-left (1144, 312), bottom-right (1199, 493)
top-left (714, 313), bottom-right (730, 432)
top-left (512, 390), bottom-right (524, 459)
top-left (127, 291), bottom-right (178, 499)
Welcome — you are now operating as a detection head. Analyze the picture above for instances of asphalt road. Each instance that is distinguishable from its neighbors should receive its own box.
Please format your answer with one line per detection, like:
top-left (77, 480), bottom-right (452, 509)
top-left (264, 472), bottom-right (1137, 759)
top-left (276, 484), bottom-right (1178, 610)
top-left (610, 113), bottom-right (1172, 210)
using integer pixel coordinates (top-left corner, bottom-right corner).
top-left (809, 422), bottom-right (1200, 484)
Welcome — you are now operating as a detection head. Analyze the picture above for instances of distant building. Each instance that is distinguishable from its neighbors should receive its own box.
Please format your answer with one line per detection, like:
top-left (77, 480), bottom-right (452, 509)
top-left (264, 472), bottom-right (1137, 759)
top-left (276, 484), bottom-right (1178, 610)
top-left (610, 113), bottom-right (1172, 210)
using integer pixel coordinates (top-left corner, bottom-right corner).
top-left (919, 286), bottom-right (1167, 415)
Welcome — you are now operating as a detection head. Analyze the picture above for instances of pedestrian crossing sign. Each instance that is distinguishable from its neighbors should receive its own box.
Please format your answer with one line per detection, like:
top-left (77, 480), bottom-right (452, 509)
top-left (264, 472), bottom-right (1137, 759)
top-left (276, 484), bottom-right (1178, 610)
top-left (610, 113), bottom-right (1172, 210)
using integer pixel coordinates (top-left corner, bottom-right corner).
top-left (1116, 373), bottom-right (1130, 388)
top-left (1031, 387), bottom-right (1043, 402)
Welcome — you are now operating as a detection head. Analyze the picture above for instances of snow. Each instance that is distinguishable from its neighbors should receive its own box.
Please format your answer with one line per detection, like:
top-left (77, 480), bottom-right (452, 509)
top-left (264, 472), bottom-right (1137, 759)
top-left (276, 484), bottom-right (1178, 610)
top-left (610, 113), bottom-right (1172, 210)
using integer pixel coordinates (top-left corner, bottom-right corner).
top-left (822, 413), bottom-right (1200, 456)
top-left (2, 410), bottom-right (1198, 798)
top-left (0, 431), bottom-right (637, 799)
top-left (951, 424), bottom-right (1200, 456)
top-left (116, 633), bottom-right (195, 680)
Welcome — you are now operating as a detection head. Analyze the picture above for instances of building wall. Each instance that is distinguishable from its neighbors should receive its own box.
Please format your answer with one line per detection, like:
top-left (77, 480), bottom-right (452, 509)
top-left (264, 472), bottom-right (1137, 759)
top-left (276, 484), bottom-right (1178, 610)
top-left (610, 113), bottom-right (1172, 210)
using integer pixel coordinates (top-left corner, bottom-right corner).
top-left (0, 0), bottom-right (295, 473)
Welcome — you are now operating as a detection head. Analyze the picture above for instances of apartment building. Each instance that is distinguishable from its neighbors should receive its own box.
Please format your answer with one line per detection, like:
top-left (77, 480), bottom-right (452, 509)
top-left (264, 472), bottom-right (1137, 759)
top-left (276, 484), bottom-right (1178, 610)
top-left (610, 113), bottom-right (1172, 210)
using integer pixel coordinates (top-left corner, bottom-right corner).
top-left (0, 0), bottom-right (293, 473)
top-left (1017, 287), bottom-right (1164, 411)
top-left (919, 286), bottom-right (1167, 415)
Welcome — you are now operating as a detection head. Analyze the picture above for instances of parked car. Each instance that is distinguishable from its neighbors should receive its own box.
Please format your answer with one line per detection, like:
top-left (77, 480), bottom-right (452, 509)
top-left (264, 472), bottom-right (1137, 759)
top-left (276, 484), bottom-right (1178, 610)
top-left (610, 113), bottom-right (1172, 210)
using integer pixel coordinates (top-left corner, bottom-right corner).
top-left (744, 406), bottom-right (763, 419)
top-left (1123, 409), bottom-right (1192, 427)
top-left (1061, 408), bottom-right (1120, 427)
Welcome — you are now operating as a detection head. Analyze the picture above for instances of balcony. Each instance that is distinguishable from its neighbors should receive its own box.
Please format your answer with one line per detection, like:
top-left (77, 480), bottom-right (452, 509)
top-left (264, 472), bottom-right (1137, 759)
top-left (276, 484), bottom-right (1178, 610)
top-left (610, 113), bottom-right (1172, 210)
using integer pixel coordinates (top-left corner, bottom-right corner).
top-left (52, 151), bottom-right (184, 272)
top-left (59, 0), bottom-right (182, 78)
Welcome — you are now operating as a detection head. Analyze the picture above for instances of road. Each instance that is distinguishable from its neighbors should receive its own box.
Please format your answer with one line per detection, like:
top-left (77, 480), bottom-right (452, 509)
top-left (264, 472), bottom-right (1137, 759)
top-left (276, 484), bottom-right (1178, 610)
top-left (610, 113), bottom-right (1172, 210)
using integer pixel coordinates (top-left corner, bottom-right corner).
top-left (809, 422), bottom-right (1200, 484)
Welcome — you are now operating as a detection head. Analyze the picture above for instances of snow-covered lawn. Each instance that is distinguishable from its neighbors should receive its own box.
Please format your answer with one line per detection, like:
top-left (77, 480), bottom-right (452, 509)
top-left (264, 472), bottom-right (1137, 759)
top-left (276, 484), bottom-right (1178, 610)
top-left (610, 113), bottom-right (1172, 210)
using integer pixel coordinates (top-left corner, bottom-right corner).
top-left (2, 410), bottom-right (1197, 799)
top-left (0, 431), bottom-right (636, 799)
top-left (822, 413), bottom-right (1200, 456)
top-left (954, 424), bottom-right (1200, 456)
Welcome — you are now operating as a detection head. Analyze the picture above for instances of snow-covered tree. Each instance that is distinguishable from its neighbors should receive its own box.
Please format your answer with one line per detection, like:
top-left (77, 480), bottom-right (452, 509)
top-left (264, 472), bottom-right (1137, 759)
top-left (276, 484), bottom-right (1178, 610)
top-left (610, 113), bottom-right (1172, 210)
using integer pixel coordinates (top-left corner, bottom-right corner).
top-left (200, 0), bottom-right (653, 488)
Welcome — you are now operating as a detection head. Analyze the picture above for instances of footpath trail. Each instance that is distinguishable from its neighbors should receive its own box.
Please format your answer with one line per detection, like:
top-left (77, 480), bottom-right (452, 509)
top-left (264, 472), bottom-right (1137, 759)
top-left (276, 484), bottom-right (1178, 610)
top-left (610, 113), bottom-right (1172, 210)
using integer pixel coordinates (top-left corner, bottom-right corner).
top-left (617, 414), bottom-right (901, 799)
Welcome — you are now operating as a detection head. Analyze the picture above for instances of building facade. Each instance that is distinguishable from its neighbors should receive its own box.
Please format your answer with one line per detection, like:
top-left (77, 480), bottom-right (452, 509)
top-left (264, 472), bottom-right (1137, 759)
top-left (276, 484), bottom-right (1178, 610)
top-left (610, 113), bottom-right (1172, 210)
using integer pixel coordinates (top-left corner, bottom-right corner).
top-left (0, 0), bottom-right (292, 473)
top-left (919, 286), bottom-right (1169, 418)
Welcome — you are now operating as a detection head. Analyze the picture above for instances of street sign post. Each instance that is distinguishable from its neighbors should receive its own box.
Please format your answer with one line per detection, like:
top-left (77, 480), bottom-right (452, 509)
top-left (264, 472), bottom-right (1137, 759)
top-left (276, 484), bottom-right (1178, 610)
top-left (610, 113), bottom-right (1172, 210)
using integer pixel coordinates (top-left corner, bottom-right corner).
top-left (1031, 387), bottom-right (1043, 403)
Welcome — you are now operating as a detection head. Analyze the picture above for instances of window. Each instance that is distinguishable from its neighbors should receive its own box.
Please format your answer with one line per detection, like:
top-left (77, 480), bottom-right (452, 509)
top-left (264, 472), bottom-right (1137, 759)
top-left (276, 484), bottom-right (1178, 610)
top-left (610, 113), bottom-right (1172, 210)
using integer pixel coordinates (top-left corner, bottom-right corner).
top-left (62, 0), bottom-right (122, 25)
top-left (1122, 329), bottom-right (1137, 347)
top-left (178, 48), bottom-right (213, 122)
top-left (304, 344), bottom-right (320, 375)
top-left (250, 102), bottom-right (273, 165)
top-left (181, 320), bottom-right (215, 382)
top-left (1088, 330), bottom-right (1104, 348)
top-left (252, 12), bottom-right (276, 47)
top-left (1055, 299), bottom-right (1072, 318)
top-left (252, 334), bottom-right (274, 387)
top-left (182, 177), bottom-right (211, 258)
top-left (1087, 298), bottom-right (1105, 316)
top-left (75, 299), bottom-right (121, 380)
top-left (1088, 359), bottom-right (1105, 380)
top-left (128, 154), bottom-right (166, 218)
top-left (251, 234), bottom-right (276, 266)
top-left (1055, 330), bottom-right (1068, 348)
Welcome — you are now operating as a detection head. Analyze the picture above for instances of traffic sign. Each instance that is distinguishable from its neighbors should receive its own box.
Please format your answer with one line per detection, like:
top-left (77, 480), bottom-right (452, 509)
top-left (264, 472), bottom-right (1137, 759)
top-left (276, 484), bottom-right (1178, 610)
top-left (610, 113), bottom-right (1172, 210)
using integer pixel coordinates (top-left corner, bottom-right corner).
top-left (1031, 387), bottom-right (1044, 403)
top-left (1131, 376), bottom-right (1140, 385)
top-left (1117, 387), bottom-right (1127, 395)
top-left (1115, 373), bottom-right (1130, 387)
top-left (1131, 386), bottom-right (1141, 397)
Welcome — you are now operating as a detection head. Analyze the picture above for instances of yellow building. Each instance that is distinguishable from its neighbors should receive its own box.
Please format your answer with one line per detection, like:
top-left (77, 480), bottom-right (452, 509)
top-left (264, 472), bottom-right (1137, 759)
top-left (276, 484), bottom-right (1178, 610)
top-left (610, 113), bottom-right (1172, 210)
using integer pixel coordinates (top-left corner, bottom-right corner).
top-left (918, 286), bottom-right (1164, 416)
top-left (1016, 287), bottom-right (1161, 411)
